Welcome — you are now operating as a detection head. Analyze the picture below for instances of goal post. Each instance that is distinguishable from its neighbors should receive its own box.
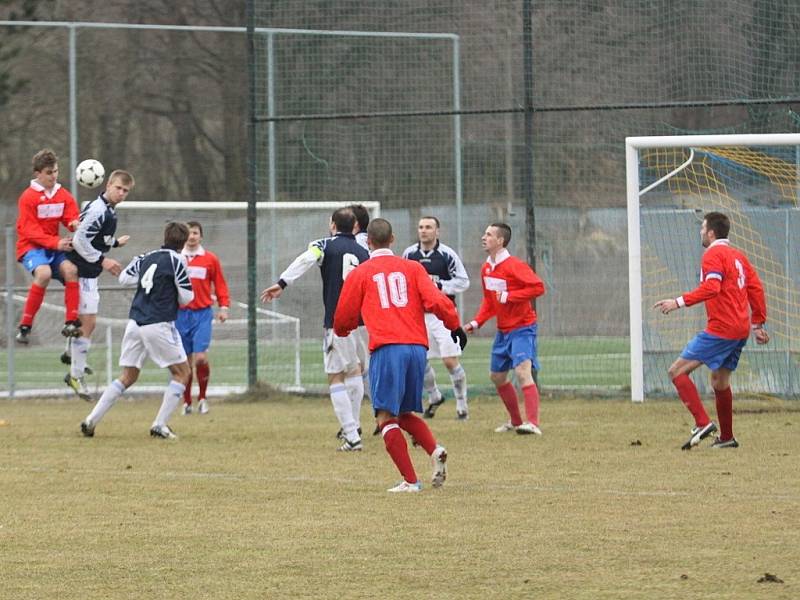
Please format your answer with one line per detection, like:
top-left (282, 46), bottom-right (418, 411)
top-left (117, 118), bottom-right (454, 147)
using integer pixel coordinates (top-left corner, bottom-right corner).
top-left (626, 133), bottom-right (800, 402)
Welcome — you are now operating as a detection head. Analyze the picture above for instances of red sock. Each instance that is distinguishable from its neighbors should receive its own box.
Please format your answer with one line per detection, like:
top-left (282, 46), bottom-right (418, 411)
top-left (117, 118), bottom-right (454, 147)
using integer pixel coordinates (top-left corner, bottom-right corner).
top-left (522, 383), bottom-right (540, 425)
top-left (715, 386), bottom-right (734, 440)
top-left (183, 371), bottom-right (193, 406)
top-left (20, 283), bottom-right (46, 327)
top-left (398, 412), bottom-right (437, 455)
top-left (196, 362), bottom-right (210, 400)
top-left (64, 281), bottom-right (79, 322)
top-left (497, 382), bottom-right (523, 426)
top-left (381, 419), bottom-right (417, 484)
top-left (672, 374), bottom-right (710, 427)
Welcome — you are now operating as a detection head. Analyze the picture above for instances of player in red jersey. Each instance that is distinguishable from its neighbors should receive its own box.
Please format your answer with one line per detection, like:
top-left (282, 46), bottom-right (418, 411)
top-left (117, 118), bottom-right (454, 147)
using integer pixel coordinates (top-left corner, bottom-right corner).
top-left (653, 212), bottom-right (768, 450)
top-left (15, 149), bottom-right (82, 343)
top-left (334, 218), bottom-right (467, 492)
top-left (464, 223), bottom-right (546, 435)
top-left (176, 221), bottom-right (230, 415)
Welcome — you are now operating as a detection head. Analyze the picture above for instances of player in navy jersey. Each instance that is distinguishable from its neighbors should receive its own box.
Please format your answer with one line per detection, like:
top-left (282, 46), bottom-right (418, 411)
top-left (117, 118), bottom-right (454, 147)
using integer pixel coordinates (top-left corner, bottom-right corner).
top-left (261, 207), bottom-right (370, 451)
top-left (80, 222), bottom-right (194, 440)
top-left (63, 170), bottom-right (134, 400)
top-left (349, 204), bottom-right (373, 415)
top-left (653, 212), bottom-right (768, 450)
top-left (403, 216), bottom-right (470, 419)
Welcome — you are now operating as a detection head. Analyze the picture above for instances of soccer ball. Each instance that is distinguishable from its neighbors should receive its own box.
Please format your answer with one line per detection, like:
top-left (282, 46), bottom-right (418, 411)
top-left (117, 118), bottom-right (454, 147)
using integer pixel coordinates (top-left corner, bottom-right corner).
top-left (75, 159), bottom-right (105, 189)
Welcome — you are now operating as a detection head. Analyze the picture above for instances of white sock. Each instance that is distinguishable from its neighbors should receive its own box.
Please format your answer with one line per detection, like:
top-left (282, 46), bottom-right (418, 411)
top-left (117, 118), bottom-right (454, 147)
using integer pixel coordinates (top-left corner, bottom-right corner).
top-left (449, 364), bottom-right (468, 412)
top-left (70, 336), bottom-right (91, 378)
top-left (362, 371), bottom-right (371, 399)
top-left (330, 383), bottom-right (358, 442)
top-left (345, 375), bottom-right (364, 431)
top-left (424, 362), bottom-right (441, 403)
top-left (86, 379), bottom-right (126, 425)
top-left (153, 380), bottom-right (185, 428)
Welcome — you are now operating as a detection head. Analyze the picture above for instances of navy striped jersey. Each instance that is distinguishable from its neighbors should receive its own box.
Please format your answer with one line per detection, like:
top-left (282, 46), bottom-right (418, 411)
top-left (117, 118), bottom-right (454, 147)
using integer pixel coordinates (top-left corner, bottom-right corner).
top-left (279, 233), bottom-right (369, 328)
top-left (68, 194), bottom-right (119, 278)
top-left (402, 240), bottom-right (469, 303)
top-left (119, 248), bottom-right (194, 325)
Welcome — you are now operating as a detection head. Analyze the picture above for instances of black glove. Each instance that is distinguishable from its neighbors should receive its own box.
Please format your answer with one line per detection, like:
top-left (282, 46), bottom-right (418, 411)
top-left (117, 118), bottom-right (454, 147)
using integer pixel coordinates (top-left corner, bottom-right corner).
top-left (450, 327), bottom-right (467, 350)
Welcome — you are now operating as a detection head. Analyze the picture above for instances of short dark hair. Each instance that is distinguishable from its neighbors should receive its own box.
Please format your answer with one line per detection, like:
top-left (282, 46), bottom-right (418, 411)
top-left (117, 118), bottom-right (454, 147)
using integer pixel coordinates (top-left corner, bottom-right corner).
top-left (331, 207), bottom-right (355, 234)
top-left (490, 222), bottom-right (512, 247)
top-left (367, 218), bottom-right (393, 247)
top-left (186, 220), bottom-right (203, 236)
top-left (419, 215), bottom-right (440, 228)
top-left (704, 212), bottom-right (730, 239)
top-left (164, 221), bottom-right (190, 251)
top-left (350, 204), bottom-right (370, 232)
top-left (32, 149), bottom-right (58, 173)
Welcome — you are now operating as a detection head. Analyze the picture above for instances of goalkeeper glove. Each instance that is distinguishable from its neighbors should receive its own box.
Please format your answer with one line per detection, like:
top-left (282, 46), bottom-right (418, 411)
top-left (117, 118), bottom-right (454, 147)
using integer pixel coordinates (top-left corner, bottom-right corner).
top-left (450, 327), bottom-right (467, 350)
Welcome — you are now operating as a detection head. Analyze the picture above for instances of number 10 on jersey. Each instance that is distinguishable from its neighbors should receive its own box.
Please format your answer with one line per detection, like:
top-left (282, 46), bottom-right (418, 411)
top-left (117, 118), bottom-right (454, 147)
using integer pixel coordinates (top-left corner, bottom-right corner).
top-left (372, 272), bottom-right (408, 308)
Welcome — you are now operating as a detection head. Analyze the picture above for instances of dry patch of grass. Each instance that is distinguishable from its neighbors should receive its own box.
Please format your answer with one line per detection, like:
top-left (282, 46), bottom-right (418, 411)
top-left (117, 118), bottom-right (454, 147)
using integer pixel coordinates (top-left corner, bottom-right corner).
top-left (1, 395), bottom-right (798, 599)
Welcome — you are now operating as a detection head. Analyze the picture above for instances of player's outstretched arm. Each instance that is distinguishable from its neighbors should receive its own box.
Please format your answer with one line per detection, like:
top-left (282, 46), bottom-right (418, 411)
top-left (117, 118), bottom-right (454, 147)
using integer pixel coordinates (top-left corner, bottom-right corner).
top-left (260, 284), bottom-right (283, 303)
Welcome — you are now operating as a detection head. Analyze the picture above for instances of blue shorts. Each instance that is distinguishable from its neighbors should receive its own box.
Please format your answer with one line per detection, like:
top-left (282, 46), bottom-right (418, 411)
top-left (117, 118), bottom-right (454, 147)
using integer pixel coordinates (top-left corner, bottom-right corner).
top-left (176, 306), bottom-right (214, 355)
top-left (369, 344), bottom-right (427, 416)
top-left (491, 324), bottom-right (540, 373)
top-left (20, 248), bottom-right (68, 283)
top-left (680, 331), bottom-right (747, 371)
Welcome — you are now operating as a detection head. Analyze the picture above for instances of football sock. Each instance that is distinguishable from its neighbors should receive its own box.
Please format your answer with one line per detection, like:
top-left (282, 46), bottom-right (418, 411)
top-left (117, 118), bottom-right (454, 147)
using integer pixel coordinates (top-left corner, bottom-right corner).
top-left (423, 362), bottom-right (441, 403)
top-left (196, 361), bottom-right (210, 400)
top-left (381, 420), bottom-right (417, 484)
top-left (398, 412), bottom-right (437, 455)
top-left (154, 380), bottom-right (185, 427)
top-left (183, 371), bottom-right (193, 405)
top-left (521, 383), bottom-right (540, 425)
top-left (330, 383), bottom-right (359, 441)
top-left (86, 379), bottom-right (126, 425)
top-left (497, 381), bottom-right (523, 426)
top-left (672, 374), bottom-right (710, 427)
top-left (345, 375), bottom-right (364, 430)
top-left (715, 386), bottom-right (734, 440)
top-left (20, 283), bottom-right (46, 327)
top-left (70, 337), bottom-right (91, 379)
top-left (449, 364), bottom-right (468, 413)
top-left (64, 281), bottom-right (80, 322)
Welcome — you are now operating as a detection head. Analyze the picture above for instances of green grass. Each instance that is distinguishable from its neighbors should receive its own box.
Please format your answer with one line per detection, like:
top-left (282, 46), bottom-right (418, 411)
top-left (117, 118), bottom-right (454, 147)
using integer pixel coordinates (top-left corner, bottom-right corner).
top-left (1, 336), bottom-right (630, 394)
top-left (1, 394), bottom-right (799, 598)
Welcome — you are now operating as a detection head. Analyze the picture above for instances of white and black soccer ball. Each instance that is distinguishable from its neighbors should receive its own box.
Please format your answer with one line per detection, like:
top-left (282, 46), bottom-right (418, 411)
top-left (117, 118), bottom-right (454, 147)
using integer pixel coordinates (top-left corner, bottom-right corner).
top-left (75, 158), bottom-right (105, 189)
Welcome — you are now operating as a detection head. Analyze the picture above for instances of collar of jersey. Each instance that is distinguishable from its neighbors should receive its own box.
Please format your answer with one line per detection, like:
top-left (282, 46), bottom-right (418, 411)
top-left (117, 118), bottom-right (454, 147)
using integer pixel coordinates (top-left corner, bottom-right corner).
top-left (370, 248), bottom-right (393, 258)
top-left (486, 248), bottom-right (511, 268)
top-left (182, 244), bottom-right (205, 259)
top-left (30, 179), bottom-right (62, 199)
top-left (417, 240), bottom-right (439, 255)
top-left (707, 239), bottom-right (730, 250)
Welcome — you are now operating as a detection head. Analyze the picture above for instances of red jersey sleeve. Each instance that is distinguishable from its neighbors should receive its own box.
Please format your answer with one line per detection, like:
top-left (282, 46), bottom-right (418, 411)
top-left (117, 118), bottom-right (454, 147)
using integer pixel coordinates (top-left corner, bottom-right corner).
top-left (415, 262), bottom-right (460, 331)
top-left (682, 251), bottom-right (723, 307)
top-left (17, 191), bottom-right (60, 252)
top-left (333, 268), bottom-right (364, 337)
top-left (743, 256), bottom-right (767, 325)
top-left (210, 253), bottom-right (231, 308)
top-left (61, 191), bottom-right (79, 230)
top-left (506, 263), bottom-right (545, 303)
top-left (472, 271), bottom-right (497, 328)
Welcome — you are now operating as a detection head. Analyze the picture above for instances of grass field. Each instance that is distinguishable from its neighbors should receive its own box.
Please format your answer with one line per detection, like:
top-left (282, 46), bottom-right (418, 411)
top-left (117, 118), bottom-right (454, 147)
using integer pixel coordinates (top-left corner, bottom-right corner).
top-left (1, 393), bottom-right (799, 599)
top-left (1, 336), bottom-right (630, 395)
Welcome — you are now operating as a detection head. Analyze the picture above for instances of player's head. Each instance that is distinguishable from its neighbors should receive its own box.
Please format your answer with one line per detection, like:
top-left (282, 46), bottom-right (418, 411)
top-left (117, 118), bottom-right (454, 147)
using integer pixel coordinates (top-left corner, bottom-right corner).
top-left (367, 218), bottom-right (394, 249)
top-left (350, 204), bottom-right (370, 234)
top-left (702, 211), bottom-right (730, 247)
top-left (483, 222), bottom-right (512, 254)
top-left (185, 220), bottom-right (203, 249)
top-left (163, 221), bottom-right (190, 252)
top-left (32, 149), bottom-right (59, 188)
top-left (105, 170), bottom-right (135, 206)
top-left (417, 216), bottom-right (440, 247)
top-left (330, 207), bottom-right (355, 234)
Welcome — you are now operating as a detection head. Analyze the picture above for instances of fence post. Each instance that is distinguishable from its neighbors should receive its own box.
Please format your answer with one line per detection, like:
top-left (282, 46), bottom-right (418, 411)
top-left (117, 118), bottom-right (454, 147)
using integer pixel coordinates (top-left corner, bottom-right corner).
top-left (5, 224), bottom-right (16, 397)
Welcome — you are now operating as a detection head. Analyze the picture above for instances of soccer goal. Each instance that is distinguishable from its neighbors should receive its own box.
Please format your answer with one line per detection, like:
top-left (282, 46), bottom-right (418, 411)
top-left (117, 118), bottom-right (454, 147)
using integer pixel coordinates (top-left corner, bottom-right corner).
top-left (626, 133), bottom-right (800, 402)
top-left (2, 201), bottom-right (380, 397)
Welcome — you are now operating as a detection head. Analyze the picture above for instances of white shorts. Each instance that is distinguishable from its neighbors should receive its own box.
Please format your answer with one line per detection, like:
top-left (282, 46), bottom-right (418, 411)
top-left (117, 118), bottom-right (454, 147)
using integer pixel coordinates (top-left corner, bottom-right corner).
top-left (323, 328), bottom-right (361, 374)
top-left (425, 312), bottom-right (461, 359)
top-left (355, 325), bottom-right (370, 370)
top-left (79, 277), bottom-right (100, 315)
top-left (119, 320), bottom-right (188, 369)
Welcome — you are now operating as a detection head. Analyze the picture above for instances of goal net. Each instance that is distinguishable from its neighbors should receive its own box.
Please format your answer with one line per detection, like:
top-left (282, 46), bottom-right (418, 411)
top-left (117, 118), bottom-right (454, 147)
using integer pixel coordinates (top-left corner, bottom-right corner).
top-left (626, 134), bottom-right (800, 401)
top-left (2, 201), bottom-right (379, 397)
